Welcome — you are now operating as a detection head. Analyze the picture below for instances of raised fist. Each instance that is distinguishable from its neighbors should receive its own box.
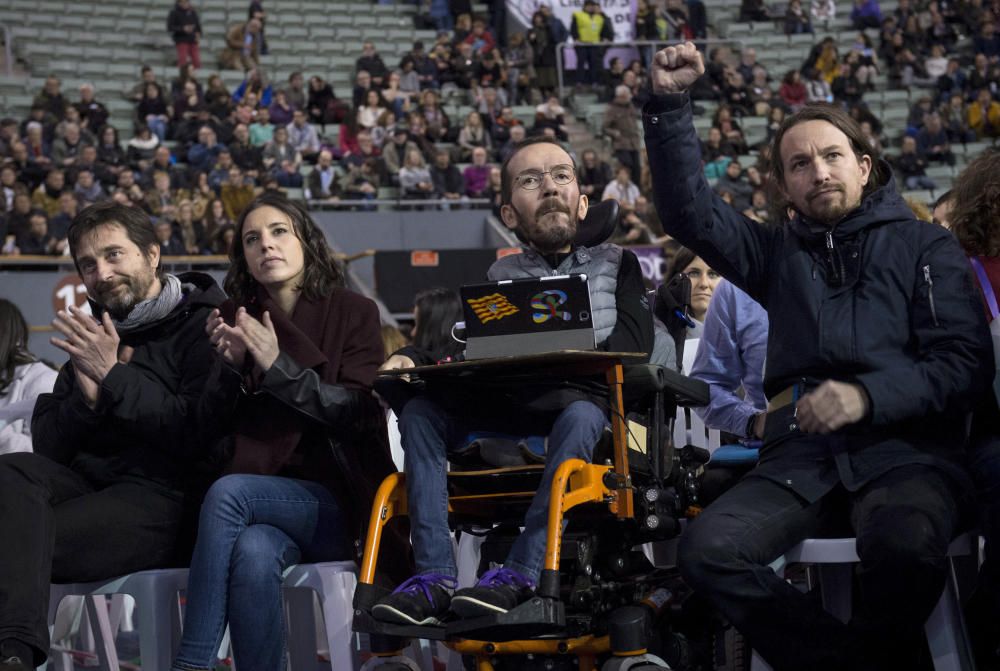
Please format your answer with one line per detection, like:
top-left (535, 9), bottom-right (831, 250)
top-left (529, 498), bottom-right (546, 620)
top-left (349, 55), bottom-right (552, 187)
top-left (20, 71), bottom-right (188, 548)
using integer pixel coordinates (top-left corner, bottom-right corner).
top-left (650, 42), bottom-right (706, 95)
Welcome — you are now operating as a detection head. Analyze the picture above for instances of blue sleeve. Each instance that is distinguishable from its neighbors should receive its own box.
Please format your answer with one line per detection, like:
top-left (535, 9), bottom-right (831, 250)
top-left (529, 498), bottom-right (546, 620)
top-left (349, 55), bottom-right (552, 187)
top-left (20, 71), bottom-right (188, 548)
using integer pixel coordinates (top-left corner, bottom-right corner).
top-left (690, 281), bottom-right (766, 436)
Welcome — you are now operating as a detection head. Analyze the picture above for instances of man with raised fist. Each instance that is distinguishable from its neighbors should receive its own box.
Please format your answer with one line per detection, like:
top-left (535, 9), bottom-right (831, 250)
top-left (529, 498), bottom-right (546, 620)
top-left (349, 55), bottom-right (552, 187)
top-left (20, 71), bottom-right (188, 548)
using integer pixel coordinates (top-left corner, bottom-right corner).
top-left (643, 42), bottom-right (991, 670)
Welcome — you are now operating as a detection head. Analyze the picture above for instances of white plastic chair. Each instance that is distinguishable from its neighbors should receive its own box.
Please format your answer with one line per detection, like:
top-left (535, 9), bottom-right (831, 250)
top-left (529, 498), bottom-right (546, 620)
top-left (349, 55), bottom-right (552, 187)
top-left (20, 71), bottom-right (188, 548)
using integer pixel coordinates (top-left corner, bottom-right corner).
top-left (750, 534), bottom-right (977, 671)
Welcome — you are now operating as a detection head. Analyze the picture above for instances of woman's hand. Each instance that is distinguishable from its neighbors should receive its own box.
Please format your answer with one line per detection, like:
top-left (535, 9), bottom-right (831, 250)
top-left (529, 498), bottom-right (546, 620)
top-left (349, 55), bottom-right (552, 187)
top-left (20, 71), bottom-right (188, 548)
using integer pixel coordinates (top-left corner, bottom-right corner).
top-left (206, 308), bottom-right (248, 368)
top-left (234, 307), bottom-right (281, 372)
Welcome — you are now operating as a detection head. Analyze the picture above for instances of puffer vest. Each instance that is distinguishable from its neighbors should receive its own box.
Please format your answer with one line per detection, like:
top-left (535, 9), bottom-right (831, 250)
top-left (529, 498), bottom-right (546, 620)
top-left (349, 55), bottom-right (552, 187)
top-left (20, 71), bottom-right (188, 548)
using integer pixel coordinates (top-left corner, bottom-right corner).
top-left (488, 245), bottom-right (676, 369)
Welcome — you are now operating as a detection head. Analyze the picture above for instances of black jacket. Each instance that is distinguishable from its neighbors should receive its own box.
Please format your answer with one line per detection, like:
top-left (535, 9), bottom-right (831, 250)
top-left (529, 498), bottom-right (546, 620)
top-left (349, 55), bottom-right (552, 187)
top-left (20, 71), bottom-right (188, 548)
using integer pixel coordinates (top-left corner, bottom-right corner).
top-left (32, 272), bottom-right (226, 493)
top-left (167, 4), bottom-right (201, 44)
top-left (643, 93), bottom-right (992, 496)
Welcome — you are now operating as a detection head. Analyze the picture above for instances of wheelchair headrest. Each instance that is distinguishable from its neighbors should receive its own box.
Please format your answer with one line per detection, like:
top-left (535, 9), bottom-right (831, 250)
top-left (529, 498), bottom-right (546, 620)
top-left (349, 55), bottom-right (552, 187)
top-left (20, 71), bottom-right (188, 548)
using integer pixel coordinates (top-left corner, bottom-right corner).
top-left (573, 199), bottom-right (620, 248)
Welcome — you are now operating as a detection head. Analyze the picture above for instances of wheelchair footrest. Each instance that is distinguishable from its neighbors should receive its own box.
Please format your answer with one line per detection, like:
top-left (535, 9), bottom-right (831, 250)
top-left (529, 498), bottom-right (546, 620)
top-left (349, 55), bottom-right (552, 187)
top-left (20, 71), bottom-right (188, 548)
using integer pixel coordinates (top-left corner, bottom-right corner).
top-left (444, 596), bottom-right (565, 641)
top-left (353, 609), bottom-right (450, 641)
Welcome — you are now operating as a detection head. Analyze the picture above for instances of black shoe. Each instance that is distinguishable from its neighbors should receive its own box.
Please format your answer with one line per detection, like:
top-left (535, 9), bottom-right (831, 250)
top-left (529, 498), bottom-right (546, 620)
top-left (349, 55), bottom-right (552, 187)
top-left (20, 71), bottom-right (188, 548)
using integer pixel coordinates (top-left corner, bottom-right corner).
top-left (450, 567), bottom-right (535, 618)
top-left (371, 573), bottom-right (457, 626)
top-left (0, 639), bottom-right (34, 671)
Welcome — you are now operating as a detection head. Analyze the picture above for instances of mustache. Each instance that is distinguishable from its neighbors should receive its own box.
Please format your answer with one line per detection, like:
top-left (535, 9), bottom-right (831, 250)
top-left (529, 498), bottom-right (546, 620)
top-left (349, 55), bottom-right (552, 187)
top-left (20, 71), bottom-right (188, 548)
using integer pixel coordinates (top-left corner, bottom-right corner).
top-left (807, 184), bottom-right (844, 200)
top-left (95, 278), bottom-right (131, 294)
top-left (536, 198), bottom-right (571, 217)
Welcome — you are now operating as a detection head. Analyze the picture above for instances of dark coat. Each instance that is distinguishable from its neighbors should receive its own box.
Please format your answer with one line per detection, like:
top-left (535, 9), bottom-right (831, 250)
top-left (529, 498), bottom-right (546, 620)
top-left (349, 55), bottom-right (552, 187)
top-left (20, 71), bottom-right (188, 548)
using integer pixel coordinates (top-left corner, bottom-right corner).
top-left (643, 93), bottom-right (992, 498)
top-left (32, 272), bottom-right (226, 492)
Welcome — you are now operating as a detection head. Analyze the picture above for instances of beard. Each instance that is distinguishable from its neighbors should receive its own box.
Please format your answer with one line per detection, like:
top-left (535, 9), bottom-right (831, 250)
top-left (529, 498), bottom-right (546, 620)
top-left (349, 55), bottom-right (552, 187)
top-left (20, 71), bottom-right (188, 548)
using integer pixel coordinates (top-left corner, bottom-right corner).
top-left (799, 184), bottom-right (861, 226)
top-left (94, 270), bottom-right (156, 320)
top-left (512, 197), bottom-right (579, 254)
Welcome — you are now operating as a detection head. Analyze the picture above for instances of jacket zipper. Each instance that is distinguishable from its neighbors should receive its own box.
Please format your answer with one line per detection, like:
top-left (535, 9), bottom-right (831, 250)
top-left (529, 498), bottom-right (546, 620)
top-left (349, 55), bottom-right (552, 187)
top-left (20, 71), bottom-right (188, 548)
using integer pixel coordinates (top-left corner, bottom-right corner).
top-left (923, 264), bottom-right (939, 326)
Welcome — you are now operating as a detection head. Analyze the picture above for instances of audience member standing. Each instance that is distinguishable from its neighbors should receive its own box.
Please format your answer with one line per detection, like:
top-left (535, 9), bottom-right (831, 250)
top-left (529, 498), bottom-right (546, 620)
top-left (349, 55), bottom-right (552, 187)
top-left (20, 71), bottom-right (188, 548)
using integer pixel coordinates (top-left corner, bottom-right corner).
top-left (167, 0), bottom-right (202, 70)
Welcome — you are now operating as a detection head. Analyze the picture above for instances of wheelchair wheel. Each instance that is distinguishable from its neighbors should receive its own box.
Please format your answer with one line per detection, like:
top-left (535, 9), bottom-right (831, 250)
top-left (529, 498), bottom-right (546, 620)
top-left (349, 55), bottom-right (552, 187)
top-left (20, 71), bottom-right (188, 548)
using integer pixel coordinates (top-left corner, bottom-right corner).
top-left (713, 626), bottom-right (750, 671)
top-left (600, 653), bottom-right (673, 670)
top-left (359, 657), bottom-right (421, 670)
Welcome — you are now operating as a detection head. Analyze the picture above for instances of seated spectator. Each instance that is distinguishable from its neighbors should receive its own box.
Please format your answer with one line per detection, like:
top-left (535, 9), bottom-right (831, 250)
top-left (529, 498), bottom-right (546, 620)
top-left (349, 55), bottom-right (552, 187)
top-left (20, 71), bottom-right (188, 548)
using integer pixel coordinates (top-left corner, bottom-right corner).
top-left (353, 70), bottom-right (373, 109)
top-left (229, 123), bottom-right (263, 178)
top-left (851, 0), bottom-right (882, 28)
top-left (305, 149), bottom-right (341, 202)
top-left (172, 79), bottom-right (204, 129)
top-left (208, 150), bottom-right (237, 192)
top-left (262, 126), bottom-right (303, 188)
top-left (357, 42), bottom-right (389, 89)
top-left (249, 107), bottom-right (274, 146)
top-left (307, 76), bottom-right (344, 128)
top-left (458, 111), bottom-right (492, 163)
top-left (381, 127), bottom-right (420, 181)
top-left (778, 69), bottom-right (808, 111)
top-left (498, 124), bottom-right (528, 163)
top-left (417, 89), bottom-right (451, 142)
top-left (220, 17), bottom-right (263, 71)
top-left (32, 75), bottom-right (67, 125)
top-left (233, 67), bottom-right (272, 108)
top-left (343, 158), bottom-right (380, 210)
top-left (51, 122), bottom-right (92, 171)
top-left (974, 21), bottom-right (1000, 62)
top-left (399, 148), bottom-right (435, 201)
top-left (832, 61), bottom-right (864, 106)
top-left (205, 75), bottom-right (233, 120)
top-left (578, 149), bottom-right (613, 200)
top-left (31, 170), bottom-right (65, 218)
top-left (281, 71), bottom-right (306, 111)
top-left (969, 88), bottom-right (1000, 139)
top-left (174, 199), bottom-right (203, 253)
top-left (924, 44), bottom-right (949, 83)
top-left (171, 193), bottom-right (392, 671)
top-left (430, 150), bottom-right (465, 204)
top-left (220, 167), bottom-right (256, 219)
top-left (188, 125), bottom-right (225, 174)
top-left (927, 9), bottom-right (957, 51)
top-left (136, 84), bottom-right (171, 143)
top-left (404, 114), bottom-right (438, 160)
top-left (810, 0), bottom-right (836, 25)
top-left (475, 87), bottom-right (506, 129)
top-left (73, 168), bottom-right (105, 207)
top-left (968, 53), bottom-right (998, 98)
top-left (739, 0), bottom-right (770, 21)
top-left (916, 112), bottom-right (955, 165)
top-left (286, 109), bottom-right (320, 163)
top-left (5, 194), bottom-right (34, 245)
top-left (0, 299), bottom-right (57, 453)
top-left (74, 84), bottom-right (109, 134)
top-left (859, 119), bottom-right (884, 155)
top-left (23, 123), bottom-right (52, 170)
top-left (940, 93), bottom-right (977, 143)
top-left (462, 146), bottom-right (492, 199)
top-left (125, 65), bottom-right (159, 103)
top-left (357, 90), bottom-right (388, 131)
top-left (16, 210), bottom-right (56, 255)
top-left (602, 163), bottom-right (642, 213)
top-left (381, 72), bottom-right (415, 120)
top-left (450, 42), bottom-right (478, 92)
top-left (532, 96), bottom-right (568, 140)
top-left (893, 136), bottom-right (936, 191)
top-left (48, 191), bottom-right (77, 248)
top-left (268, 90), bottom-right (294, 128)
top-left (804, 68), bottom-right (833, 103)
top-left (784, 0), bottom-right (813, 34)
top-left (464, 17), bottom-right (497, 57)
top-left (200, 197), bottom-right (234, 250)
top-left (937, 58), bottom-right (966, 104)
top-left (141, 146), bottom-right (185, 192)
top-left (145, 171), bottom-right (183, 222)
top-left (155, 218), bottom-right (187, 256)
top-left (713, 105), bottom-right (749, 155)
top-left (714, 159), bottom-right (753, 212)
top-left (603, 86), bottom-right (642, 184)
top-left (341, 129), bottom-right (385, 178)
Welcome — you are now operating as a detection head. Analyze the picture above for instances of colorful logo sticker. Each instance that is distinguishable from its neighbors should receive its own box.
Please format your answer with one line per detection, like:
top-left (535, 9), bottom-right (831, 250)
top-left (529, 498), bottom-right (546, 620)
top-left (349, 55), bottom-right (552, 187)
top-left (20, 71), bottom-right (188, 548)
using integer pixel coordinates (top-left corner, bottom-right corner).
top-left (531, 290), bottom-right (571, 324)
top-left (467, 293), bottom-right (520, 324)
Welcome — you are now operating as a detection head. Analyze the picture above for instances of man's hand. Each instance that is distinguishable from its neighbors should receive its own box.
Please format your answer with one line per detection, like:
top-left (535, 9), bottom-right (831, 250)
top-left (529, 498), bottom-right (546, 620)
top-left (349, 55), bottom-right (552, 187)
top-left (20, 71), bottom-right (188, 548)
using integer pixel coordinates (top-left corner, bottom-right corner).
top-left (380, 354), bottom-right (415, 372)
top-left (51, 306), bottom-right (121, 383)
top-left (650, 42), bottom-right (705, 95)
top-left (75, 368), bottom-right (101, 410)
top-left (795, 381), bottom-right (869, 434)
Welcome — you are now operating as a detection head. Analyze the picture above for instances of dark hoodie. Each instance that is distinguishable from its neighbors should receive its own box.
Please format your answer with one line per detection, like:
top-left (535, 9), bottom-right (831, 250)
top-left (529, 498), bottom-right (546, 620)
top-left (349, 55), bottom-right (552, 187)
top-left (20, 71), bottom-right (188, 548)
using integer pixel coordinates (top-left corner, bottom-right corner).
top-left (644, 93), bottom-right (992, 498)
top-left (32, 272), bottom-right (226, 494)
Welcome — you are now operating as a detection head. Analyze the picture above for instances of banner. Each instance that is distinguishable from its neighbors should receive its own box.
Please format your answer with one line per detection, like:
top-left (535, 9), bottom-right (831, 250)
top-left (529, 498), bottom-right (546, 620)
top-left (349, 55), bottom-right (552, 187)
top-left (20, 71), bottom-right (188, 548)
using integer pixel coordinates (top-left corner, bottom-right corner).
top-left (505, 0), bottom-right (638, 70)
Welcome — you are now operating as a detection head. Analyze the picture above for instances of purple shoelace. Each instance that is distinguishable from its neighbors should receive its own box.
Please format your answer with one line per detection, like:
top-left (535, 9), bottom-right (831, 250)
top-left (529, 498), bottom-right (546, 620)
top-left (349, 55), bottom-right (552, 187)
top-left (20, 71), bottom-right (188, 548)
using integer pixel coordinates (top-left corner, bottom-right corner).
top-left (475, 566), bottom-right (535, 589)
top-left (392, 573), bottom-right (458, 608)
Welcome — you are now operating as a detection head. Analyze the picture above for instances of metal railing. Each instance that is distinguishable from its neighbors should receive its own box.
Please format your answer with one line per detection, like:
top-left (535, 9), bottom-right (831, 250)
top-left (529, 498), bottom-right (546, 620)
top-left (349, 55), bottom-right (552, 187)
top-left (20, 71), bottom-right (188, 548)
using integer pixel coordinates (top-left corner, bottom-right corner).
top-left (304, 196), bottom-right (492, 210)
top-left (555, 38), bottom-right (743, 101)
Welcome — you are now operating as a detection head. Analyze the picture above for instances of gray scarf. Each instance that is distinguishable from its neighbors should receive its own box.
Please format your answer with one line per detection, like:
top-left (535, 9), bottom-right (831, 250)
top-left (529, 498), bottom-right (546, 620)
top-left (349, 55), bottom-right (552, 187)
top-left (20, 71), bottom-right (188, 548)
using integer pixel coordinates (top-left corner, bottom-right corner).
top-left (112, 273), bottom-right (185, 333)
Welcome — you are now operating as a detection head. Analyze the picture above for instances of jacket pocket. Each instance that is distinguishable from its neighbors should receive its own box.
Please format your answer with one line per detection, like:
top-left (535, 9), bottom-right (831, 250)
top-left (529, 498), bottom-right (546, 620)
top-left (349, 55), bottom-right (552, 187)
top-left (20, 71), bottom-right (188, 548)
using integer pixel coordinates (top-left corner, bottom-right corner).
top-left (922, 264), bottom-right (940, 327)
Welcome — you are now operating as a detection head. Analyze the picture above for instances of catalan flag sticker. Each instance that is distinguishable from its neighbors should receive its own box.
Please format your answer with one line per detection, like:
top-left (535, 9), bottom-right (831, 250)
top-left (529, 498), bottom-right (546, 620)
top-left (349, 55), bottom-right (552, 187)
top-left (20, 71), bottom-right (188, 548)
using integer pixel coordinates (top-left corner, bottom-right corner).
top-left (466, 293), bottom-right (520, 324)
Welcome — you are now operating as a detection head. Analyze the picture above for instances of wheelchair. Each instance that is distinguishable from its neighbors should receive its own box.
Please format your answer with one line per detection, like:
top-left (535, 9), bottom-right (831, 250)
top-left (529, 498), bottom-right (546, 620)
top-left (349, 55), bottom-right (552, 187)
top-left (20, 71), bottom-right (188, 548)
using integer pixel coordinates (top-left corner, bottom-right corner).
top-left (352, 202), bottom-right (735, 671)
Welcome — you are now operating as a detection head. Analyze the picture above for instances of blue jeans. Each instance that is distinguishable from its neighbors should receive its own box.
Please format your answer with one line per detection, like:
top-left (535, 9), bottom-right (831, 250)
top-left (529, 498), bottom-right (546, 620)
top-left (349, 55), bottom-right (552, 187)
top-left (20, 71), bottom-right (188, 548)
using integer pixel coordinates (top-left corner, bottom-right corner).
top-left (399, 397), bottom-right (608, 582)
top-left (172, 475), bottom-right (349, 671)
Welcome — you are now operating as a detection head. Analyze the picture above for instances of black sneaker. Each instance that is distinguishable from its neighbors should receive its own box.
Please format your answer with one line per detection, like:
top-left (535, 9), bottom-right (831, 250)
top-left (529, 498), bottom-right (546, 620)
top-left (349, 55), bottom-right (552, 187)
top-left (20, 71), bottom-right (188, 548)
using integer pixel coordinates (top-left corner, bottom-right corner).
top-left (450, 567), bottom-right (535, 618)
top-left (0, 639), bottom-right (34, 671)
top-left (371, 573), bottom-right (457, 626)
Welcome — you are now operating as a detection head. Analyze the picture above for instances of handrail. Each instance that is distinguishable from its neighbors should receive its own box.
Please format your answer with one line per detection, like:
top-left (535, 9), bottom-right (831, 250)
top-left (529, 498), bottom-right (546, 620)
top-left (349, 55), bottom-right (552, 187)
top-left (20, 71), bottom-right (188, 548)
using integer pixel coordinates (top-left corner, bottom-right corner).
top-left (304, 196), bottom-right (492, 210)
top-left (555, 38), bottom-right (743, 102)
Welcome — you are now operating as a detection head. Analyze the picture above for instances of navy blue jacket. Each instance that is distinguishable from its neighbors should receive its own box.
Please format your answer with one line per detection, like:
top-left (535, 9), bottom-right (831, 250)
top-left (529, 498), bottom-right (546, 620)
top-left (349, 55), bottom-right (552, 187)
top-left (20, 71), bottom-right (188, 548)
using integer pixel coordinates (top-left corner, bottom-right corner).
top-left (643, 93), bottom-right (992, 497)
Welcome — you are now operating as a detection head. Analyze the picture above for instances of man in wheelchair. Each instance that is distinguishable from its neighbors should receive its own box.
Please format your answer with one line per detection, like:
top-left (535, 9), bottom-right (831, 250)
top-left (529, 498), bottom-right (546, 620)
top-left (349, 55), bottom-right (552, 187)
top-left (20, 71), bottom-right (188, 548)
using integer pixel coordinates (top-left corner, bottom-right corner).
top-left (371, 136), bottom-right (677, 628)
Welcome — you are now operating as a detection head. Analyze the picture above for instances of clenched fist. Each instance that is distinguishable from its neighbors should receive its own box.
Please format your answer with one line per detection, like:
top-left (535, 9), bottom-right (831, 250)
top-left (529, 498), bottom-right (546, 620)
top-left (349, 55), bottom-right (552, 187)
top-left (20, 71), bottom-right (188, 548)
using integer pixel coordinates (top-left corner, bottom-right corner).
top-left (650, 42), bottom-right (706, 95)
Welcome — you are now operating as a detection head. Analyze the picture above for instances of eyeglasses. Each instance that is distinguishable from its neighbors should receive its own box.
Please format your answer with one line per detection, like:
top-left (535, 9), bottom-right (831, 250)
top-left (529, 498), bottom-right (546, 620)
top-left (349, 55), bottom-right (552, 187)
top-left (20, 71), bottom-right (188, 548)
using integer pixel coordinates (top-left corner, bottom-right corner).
top-left (513, 164), bottom-right (576, 191)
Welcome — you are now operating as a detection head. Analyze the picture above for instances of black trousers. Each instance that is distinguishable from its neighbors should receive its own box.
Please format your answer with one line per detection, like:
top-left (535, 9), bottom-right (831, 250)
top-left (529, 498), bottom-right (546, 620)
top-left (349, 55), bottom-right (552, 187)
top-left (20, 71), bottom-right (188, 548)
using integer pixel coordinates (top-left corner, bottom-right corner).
top-left (678, 464), bottom-right (963, 671)
top-left (0, 453), bottom-right (187, 665)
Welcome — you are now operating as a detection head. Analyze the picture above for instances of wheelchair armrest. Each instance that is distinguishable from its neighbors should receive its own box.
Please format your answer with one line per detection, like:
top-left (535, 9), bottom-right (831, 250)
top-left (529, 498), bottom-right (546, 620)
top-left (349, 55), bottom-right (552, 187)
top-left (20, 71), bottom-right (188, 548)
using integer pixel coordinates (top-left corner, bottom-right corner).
top-left (622, 364), bottom-right (709, 407)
